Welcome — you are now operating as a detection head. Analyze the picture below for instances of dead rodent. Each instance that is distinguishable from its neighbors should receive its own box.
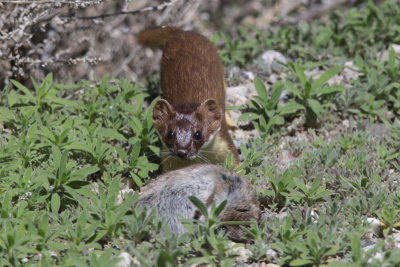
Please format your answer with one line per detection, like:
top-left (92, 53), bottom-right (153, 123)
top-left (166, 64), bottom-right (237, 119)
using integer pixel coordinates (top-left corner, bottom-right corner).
top-left (138, 164), bottom-right (260, 242)
top-left (138, 27), bottom-right (239, 172)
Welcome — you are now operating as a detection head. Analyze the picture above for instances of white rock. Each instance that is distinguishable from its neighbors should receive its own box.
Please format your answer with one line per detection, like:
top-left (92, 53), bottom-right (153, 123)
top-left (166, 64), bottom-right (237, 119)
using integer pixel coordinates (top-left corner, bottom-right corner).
top-left (310, 209), bottom-right (319, 223)
top-left (228, 66), bottom-right (241, 78)
top-left (231, 244), bottom-right (251, 262)
top-left (266, 249), bottom-right (278, 258)
top-left (227, 85), bottom-right (253, 99)
top-left (379, 44), bottom-right (400, 61)
top-left (393, 231), bottom-right (400, 245)
top-left (393, 44), bottom-right (400, 53)
top-left (257, 50), bottom-right (287, 74)
top-left (342, 61), bottom-right (359, 82)
top-left (244, 71), bottom-right (256, 80)
top-left (366, 217), bottom-right (382, 235)
top-left (116, 252), bottom-right (134, 267)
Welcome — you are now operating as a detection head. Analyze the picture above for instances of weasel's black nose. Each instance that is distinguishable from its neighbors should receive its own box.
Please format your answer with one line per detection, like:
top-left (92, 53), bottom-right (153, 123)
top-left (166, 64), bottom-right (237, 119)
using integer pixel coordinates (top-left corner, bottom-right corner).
top-left (176, 149), bottom-right (188, 158)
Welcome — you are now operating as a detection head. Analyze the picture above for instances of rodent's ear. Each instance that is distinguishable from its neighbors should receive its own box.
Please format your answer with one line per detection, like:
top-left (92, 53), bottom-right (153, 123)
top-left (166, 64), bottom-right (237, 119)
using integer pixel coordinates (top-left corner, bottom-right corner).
top-left (153, 99), bottom-right (174, 128)
top-left (198, 99), bottom-right (223, 130)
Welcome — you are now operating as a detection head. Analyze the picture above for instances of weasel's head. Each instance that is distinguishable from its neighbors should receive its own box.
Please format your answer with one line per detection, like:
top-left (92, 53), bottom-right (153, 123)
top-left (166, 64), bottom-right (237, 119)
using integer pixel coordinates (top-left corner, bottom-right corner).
top-left (152, 98), bottom-right (223, 160)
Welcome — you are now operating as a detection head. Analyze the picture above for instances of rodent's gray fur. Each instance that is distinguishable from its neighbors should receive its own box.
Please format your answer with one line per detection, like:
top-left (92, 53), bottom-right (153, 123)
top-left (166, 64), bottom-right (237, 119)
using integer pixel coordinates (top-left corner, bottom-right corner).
top-left (138, 164), bottom-right (260, 242)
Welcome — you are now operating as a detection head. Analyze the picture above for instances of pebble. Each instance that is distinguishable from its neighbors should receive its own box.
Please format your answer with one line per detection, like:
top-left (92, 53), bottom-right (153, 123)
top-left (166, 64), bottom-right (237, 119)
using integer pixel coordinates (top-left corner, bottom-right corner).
top-left (366, 217), bottom-right (382, 236)
top-left (256, 50), bottom-right (287, 74)
top-left (342, 61), bottom-right (359, 82)
top-left (378, 44), bottom-right (400, 61)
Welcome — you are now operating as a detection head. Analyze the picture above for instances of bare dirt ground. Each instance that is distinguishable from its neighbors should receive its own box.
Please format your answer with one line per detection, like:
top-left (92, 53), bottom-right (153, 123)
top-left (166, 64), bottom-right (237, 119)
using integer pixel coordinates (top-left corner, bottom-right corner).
top-left (0, 0), bottom-right (363, 90)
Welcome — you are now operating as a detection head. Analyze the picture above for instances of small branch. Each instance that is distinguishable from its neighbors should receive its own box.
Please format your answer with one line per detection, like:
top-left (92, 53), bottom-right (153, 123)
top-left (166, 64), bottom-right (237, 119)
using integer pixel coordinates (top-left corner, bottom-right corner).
top-left (59, 0), bottom-right (178, 20)
top-left (0, 0), bottom-right (100, 4)
top-left (294, 0), bottom-right (355, 21)
top-left (16, 57), bottom-right (103, 66)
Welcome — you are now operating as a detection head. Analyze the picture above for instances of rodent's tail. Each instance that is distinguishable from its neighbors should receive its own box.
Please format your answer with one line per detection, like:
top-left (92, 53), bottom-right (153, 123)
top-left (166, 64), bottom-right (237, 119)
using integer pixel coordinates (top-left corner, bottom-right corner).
top-left (137, 26), bottom-right (180, 48)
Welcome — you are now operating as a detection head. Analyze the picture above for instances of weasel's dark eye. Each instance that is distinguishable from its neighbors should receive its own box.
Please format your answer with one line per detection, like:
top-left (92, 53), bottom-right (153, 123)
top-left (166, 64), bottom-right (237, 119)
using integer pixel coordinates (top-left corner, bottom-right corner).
top-left (193, 131), bottom-right (202, 140)
top-left (166, 131), bottom-right (175, 140)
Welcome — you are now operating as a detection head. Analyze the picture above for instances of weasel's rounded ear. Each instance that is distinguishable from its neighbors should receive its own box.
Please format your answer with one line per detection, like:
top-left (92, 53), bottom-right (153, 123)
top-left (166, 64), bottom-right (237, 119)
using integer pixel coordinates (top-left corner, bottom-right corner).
top-left (198, 99), bottom-right (223, 130)
top-left (153, 99), bottom-right (174, 128)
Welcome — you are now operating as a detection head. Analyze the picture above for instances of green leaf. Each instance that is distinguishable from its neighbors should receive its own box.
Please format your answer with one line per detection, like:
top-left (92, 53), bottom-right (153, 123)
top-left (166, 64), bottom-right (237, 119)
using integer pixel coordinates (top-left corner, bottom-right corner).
top-left (64, 143), bottom-right (93, 154)
top-left (58, 150), bottom-right (68, 182)
top-left (225, 105), bottom-right (246, 110)
top-left (115, 146), bottom-right (128, 163)
top-left (71, 166), bottom-right (100, 180)
top-left (389, 46), bottom-right (395, 69)
top-left (270, 82), bottom-right (284, 107)
top-left (290, 258), bottom-right (314, 266)
top-left (99, 76), bottom-right (108, 93)
top-left (0, 107), bottom-right (15, 122)
top-left (52, 146), bottom-right (62, 168)
top-left (294, 64), bottom-right (307, 90)
top-left (310, 174), bottom-right (322, 193)
top-left (238, 112), bottom-right (260, 122)
top-left (315, 85), bottom-right (345, 96)
top-left (130, 172), bottom-right (143, 187)
top-left (98, 128), bottom-right (127, 141)
top-left (11, 80), bottom-right (33, 98)
top-left (108, 176), bottom-right (120, 201)
top-left (128, 116), bottom-right (143, 136)
top-left (305, 81), bottom-right (312, 97)
top-left (51, 193), bottom-right (61, 213)
top-left (266, 115), bottom-right (285, 132)
top-left (285, 81), bottom-right (303, 100)
top-left (350, 234), bottom-right (361, 262)
top-left (307, 99), bottom-right (321, 115)
top-left (325, 245), bottom-right (340, 256)
top-left (213, 200), bottom-right (227, 217)
top-left (189, 196), bottom-right (208, 219)
top-left (38, 213), bottom-right (49, 235)
top-left (31, 77), bottom-right (40, 92)
top-left (47, 95), bottom-right (79, 108)
top-left (254, 77), bottom-right (269, 101)
top-left (278, 102), bottom-right (304, 115)
top-left (311, 65), bottom-right (342, 91)
top-left (39, 126), bottom-right (56, 143)
top-left (294, 177), bottom-right (308, 194)
top-left (7, 90), bottom-right (18, 107)
top-left (48, 242), bottom-right (69, 251)
top-left (252, 96), bottom-right (268, 109)
top-left (66, 181), bottom-right (91, 189)
top-left (157, 251), bottom-right (173, 267)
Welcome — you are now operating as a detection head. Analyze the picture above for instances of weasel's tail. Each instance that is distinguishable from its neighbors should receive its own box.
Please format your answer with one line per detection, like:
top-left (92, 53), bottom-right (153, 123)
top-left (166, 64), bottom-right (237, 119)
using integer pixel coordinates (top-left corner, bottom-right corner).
top-left (137, 26), bottom-right (180, 48)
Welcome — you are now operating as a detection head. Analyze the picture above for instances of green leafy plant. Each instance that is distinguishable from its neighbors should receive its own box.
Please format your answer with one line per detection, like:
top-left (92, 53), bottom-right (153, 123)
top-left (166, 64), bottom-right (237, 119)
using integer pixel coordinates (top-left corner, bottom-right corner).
top-left (9, 73), bottom-right (78, 113)
top-left (285, 63), bottom-right (344, 128)
top-left (244, 219), bottom-right (272, 261)
top-left (375, 204), bottom-right (400, 236)
top-left (260, 164), bottom-right (299, 208)
top-left (240, 78), bottom-right (303, 137)
top-left (291, 174), bottom-right (332, 206)
top-left (240, 79), bottom-right (284, 134)
top-left (289, 230), bottom-right (340, 266)
top-left (183, 197), bottom-right (239, 266)
top-left (230, 138), bottom-right (271, 175)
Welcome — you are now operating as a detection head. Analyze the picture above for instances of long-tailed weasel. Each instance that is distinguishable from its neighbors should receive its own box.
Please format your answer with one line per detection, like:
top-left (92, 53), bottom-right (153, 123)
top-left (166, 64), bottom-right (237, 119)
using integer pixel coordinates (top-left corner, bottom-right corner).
top-left (138, 27), bottom-right (239, 171)
top-left (138, 164), bottom-right (260, 242)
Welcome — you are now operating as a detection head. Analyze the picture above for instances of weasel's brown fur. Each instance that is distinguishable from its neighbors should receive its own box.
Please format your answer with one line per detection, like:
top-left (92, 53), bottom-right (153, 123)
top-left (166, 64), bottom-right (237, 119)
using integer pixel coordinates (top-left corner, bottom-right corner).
top-left (138, 27), bottom-right (239, 171)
